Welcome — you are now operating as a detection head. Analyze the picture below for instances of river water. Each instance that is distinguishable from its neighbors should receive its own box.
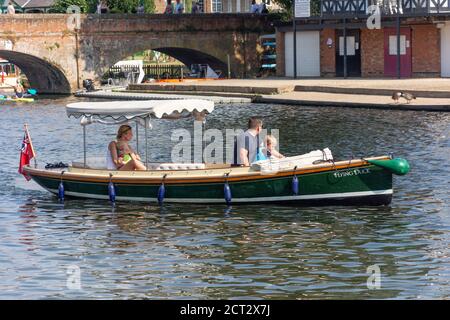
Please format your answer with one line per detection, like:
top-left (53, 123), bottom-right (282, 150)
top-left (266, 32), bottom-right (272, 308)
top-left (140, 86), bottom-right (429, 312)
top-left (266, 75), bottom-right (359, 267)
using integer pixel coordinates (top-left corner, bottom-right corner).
top-left (0, 97), bottom-right (449, 299)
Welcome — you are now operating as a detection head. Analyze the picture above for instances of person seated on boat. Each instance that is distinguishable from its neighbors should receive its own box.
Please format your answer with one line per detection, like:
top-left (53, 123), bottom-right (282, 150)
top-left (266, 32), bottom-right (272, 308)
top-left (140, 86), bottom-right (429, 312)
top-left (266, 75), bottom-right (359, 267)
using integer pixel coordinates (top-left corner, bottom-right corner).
top-left (107, 125), bottom-right (147, 171)
top-left (265, 135), bottom-right (284, 159)
top-left (235, 117), bottom-right (264, 166)
top-left (13, 80), bottom-right (25, 99)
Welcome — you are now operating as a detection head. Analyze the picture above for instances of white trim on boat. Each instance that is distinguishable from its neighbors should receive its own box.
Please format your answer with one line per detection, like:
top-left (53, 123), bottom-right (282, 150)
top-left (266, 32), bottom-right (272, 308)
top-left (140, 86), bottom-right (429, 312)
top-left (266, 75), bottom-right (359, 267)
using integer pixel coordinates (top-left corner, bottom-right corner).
top-left (44, 188), bottom-right (393, 203)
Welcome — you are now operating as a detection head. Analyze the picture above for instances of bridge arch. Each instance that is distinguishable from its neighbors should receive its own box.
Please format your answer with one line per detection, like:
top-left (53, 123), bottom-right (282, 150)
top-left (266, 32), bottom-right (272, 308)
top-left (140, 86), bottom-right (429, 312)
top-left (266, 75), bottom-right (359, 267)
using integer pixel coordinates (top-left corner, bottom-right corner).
top-left (0, 51), bottom-right (71, 94)
top-left (154, 48), bottom-right (228, 77)
top-left (104, 47), bottom-right (229, 80)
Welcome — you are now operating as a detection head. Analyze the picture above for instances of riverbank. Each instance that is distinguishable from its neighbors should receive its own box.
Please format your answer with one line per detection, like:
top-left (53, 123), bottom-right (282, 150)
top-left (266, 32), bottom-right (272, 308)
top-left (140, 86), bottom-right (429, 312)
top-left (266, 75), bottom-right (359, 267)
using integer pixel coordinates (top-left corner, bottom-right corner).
top-left (119, 78), bottom-right (450, 111)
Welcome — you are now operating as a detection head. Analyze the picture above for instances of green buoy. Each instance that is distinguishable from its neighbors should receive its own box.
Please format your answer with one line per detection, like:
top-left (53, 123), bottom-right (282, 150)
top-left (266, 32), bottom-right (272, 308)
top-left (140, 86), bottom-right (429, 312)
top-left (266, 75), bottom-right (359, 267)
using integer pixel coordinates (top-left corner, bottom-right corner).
top-left (367, 158), bottom-right (410, 176)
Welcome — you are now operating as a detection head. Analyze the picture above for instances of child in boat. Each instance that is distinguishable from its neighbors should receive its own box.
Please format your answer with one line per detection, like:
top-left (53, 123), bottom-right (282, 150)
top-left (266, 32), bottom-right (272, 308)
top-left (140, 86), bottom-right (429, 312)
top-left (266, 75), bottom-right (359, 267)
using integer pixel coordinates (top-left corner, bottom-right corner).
top-left (264, 135), bottom-right (284, 159)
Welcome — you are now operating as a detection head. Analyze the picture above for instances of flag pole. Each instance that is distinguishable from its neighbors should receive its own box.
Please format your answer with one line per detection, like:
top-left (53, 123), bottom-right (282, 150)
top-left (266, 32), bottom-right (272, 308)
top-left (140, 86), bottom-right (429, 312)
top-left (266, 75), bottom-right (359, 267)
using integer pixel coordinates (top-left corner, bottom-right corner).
top-left (24, 123), bottom-right (37, 168)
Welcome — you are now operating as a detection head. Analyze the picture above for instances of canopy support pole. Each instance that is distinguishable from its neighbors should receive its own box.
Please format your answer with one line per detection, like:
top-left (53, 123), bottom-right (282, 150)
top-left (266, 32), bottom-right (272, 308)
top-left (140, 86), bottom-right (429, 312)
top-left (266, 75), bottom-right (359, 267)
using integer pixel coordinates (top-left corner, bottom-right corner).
top-left (145, 117), bottom-right (149, 169)
top-left (202, 121), bottom-right (206, 163)
top-left (135, 122), bottom-right (139, 154)
top-left (83, 125), bottom-right (87, 168)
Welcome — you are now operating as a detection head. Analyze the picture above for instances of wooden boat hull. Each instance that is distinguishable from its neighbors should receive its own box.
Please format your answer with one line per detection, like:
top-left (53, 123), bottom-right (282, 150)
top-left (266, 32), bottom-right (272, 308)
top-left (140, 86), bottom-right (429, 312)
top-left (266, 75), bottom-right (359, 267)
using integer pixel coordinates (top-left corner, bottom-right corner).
top-left (24, 158), bottom-right (394, 206)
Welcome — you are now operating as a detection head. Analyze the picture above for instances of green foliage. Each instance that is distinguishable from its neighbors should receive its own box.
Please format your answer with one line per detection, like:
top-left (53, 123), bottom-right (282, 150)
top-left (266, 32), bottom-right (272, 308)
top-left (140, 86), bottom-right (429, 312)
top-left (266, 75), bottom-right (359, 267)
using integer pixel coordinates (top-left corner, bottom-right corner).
top-left (105, 0), bottom-right (155, 13)
top-left (52, 0), bottom-right (156, 14)
top-left (272, 0), bottom-right (321, 20)
top-left (52, 0), bottom-right (89, 13)
top-left (185, 0), bottom-right (192, 13)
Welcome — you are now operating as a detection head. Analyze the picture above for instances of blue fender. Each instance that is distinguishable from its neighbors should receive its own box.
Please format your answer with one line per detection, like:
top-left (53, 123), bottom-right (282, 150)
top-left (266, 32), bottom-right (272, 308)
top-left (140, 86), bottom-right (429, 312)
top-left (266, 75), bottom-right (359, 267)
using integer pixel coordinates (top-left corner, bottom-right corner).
top-left (224, 182), bottom-right (232, 206)
top-left (108, 181), bottom-right (116, 203)
top-left (157, 183), bottom-right (165, 206)
top-left (292, 175), bottom-right (299, 195)
top-left (58, 181), bottom-right (65, 201)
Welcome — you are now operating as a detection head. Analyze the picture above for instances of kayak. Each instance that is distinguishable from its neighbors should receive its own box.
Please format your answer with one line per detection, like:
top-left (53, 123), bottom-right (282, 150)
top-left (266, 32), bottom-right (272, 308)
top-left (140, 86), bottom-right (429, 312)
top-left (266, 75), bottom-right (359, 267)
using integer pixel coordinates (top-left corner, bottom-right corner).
top-left (0, 97), bottom-right (34, 103)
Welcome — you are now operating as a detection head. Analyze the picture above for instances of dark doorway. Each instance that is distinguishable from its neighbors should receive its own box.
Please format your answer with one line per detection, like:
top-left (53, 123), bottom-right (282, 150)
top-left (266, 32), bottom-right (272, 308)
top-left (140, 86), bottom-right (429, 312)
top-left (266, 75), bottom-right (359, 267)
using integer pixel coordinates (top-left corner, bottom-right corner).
top-left (336, 29), bottom-right (361, 77)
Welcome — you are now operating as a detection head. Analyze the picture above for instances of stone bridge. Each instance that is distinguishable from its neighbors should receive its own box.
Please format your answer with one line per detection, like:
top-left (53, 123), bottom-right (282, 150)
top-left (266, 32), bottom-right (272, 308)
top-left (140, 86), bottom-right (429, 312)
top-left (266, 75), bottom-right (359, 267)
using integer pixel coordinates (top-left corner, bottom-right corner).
top-left (0, 14), bottom-right (274, 94)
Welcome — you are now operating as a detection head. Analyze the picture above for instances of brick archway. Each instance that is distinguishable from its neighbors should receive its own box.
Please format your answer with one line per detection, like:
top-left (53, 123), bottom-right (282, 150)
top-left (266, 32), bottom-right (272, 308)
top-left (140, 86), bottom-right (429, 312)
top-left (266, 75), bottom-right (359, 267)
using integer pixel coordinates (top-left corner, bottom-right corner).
top-left (0, 50), bottom-right (71, 94)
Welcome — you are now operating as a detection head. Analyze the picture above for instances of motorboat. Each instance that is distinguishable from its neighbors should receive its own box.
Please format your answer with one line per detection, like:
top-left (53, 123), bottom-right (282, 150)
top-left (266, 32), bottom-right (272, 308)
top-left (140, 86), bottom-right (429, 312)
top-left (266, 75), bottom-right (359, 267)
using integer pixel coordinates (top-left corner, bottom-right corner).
top-left (23, 99), bottom-right (410, 206)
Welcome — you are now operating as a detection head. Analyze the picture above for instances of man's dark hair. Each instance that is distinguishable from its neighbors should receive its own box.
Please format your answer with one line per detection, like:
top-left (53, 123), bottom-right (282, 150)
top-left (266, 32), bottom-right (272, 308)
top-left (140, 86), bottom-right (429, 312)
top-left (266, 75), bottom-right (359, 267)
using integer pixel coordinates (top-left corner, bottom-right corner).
top-left (248, 117), bottom-right (263, 129)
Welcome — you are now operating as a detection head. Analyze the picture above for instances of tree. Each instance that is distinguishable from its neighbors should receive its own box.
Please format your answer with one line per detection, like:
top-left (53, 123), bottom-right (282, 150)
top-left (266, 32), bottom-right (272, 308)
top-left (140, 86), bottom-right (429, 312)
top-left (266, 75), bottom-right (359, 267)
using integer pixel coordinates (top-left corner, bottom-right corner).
top-left (105, 0), bottom-right (155, 13)
top-left (272, 0), bottom-right (321, 20)
top-left (52, 0), bottom-right (89, 13)
top-left (52, 0), bottom-right (156, 14)
top-left (185, 0), bottom-right (192, 13)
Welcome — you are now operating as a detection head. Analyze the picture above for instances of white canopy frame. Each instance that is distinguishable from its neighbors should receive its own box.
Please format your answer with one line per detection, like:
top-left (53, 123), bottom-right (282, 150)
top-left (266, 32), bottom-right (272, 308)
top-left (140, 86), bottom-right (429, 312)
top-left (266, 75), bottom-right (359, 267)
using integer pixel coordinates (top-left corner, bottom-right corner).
top-left (66, 100), bottom-right (214, 169)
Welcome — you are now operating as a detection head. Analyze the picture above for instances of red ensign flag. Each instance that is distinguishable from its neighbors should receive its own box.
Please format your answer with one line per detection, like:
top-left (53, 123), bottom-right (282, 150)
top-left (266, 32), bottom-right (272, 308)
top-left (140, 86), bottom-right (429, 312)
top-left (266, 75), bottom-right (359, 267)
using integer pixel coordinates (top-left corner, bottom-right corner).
top-left (18, 129), bottom-right (36, 181)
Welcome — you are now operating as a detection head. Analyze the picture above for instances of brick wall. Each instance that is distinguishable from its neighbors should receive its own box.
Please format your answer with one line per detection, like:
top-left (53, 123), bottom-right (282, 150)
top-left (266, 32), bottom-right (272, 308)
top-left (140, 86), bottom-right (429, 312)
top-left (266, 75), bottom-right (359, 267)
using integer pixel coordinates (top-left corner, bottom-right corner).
top-left (276, 31), bottom-right (285, 76)
top-left (361, 28), bottom-right (384, 77)
top-left (412, 24), bottom-right (440, 77)
top-left (320, 28), bottom-right (335, 77)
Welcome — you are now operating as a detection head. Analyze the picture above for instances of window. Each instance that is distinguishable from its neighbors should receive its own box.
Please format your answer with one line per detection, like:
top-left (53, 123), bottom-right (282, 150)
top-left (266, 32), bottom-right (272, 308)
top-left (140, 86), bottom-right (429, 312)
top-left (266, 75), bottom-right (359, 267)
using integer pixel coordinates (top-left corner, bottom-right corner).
top-left (339, 36), bottom-right (356, 56)
top-left (389, 35), bottom-right (406, 55)
top-left (212, 0), bottom-right (223, 12)
top-left (197, 0), bottom-right (204, 12)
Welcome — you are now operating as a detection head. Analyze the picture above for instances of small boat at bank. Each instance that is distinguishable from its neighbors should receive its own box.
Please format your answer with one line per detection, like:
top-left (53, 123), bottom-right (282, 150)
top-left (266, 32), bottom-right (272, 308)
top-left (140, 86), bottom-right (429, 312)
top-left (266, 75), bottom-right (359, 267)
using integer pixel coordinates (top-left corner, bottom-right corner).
top-left (23, 100), bottom-right (410, 206)
top-left (0, 96), bottom-right (34, 103)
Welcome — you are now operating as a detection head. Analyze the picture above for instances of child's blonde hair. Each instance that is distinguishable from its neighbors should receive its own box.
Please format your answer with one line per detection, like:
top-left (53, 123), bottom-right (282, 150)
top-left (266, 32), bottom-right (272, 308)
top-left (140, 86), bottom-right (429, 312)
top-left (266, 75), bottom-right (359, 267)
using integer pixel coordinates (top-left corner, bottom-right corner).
top-left (265, 135), bottom-right (278, 147)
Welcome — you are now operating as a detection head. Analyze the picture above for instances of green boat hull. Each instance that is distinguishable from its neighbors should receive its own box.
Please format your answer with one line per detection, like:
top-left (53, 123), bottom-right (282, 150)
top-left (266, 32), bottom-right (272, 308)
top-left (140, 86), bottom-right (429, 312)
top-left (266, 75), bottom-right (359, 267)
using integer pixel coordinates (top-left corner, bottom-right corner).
top-left (29, 164), bottom-right (393, 206)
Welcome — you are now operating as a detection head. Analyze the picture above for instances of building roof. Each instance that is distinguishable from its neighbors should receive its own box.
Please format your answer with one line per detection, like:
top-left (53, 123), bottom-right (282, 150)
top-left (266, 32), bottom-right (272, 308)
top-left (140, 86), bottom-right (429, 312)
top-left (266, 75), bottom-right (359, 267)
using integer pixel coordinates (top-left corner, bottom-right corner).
top-left (4, 0), bottom-right (54, 8)
top-left (24, 0), bottom-right (55, 8)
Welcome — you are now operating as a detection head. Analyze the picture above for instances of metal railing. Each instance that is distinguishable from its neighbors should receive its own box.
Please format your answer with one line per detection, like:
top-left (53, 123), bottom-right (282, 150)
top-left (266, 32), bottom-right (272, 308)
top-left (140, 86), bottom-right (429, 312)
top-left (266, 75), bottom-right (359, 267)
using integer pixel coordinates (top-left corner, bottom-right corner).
top-left (105, 64), bottom-right (185, 81)
top-left (318, 0), bottom-right (450, 17)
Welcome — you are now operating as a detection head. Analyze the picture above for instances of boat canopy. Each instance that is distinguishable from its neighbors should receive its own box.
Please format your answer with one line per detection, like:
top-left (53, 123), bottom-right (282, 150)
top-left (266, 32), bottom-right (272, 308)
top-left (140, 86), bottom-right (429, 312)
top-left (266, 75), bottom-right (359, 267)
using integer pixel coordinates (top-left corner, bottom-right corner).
top-left (66, 99), bottom-right (214, 126)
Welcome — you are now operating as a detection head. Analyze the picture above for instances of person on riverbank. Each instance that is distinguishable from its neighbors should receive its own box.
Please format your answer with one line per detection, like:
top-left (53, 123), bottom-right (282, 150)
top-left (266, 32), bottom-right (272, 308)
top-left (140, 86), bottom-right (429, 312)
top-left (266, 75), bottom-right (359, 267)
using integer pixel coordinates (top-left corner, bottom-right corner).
top-left (13, 80), bottom-right (24, 98)
top-left (250, 0), bottom-right (259, 13)
top-left (191, 1), bottom-right (200, 13)
top-left (97, 0), bottom-right (109, 14)
top-left (7, 2), bottom-right (15, 14)
top-left (164, 0), bottom-right (174, 14)
top-left (235, 117), bottom-right (264, 166)
top-left (137, 2), bottom-right (145, 14)
top-left (107, 125), bottom-right (146, 171)
top-left (175, 0), bottom-right (184, 14)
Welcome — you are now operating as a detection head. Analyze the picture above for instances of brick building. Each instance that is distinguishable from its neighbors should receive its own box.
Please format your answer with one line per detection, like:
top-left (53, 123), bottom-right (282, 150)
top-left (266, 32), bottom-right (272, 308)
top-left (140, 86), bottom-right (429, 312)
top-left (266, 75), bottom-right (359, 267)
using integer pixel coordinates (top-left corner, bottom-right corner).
top-left (1, 0), bottom-right (55, 13)
top-left (276, 0), bottom-right (450, 78)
